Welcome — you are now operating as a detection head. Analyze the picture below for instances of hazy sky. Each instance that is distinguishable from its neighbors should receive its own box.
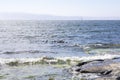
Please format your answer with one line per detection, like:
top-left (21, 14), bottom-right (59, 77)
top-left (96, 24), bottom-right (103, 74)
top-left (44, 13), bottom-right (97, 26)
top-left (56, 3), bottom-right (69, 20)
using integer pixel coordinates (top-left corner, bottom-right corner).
top-left (0, 0), bottom-right (120, 17)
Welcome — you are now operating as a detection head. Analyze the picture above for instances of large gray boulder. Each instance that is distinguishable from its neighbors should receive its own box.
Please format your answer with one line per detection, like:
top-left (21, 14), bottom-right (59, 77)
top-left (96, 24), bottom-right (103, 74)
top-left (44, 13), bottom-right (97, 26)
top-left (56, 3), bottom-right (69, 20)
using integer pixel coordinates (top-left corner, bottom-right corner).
top-left (71, 58), bottom-right (120, 80)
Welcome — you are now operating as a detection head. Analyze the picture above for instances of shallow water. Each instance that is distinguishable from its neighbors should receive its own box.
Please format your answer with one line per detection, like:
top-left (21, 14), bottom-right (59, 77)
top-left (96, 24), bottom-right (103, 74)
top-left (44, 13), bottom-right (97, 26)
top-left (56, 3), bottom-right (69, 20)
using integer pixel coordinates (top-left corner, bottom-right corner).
top-left (0, 65), bottom-right (72, 80)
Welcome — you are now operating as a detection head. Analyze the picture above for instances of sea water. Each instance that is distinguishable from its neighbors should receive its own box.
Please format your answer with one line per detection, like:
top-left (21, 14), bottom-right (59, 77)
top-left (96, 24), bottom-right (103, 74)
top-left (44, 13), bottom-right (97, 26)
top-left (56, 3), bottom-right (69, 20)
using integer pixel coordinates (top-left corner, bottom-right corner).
top-left (0, 20), bottom-right (120, 80)
top-left (0, 20), bottom-right (120, 59)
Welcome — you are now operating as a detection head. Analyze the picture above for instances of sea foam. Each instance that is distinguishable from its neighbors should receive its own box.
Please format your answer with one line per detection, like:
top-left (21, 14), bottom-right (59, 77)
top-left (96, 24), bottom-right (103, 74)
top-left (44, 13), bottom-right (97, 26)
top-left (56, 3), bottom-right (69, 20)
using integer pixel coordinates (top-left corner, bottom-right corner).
top-left (0, 54), bottom-right (119, 65)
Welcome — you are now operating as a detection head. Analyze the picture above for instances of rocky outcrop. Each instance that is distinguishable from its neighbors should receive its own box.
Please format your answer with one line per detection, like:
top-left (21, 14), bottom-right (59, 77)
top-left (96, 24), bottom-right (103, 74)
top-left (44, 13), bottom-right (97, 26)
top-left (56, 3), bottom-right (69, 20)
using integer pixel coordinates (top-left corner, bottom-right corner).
top-left (70, 57), bottom-right (120, 80)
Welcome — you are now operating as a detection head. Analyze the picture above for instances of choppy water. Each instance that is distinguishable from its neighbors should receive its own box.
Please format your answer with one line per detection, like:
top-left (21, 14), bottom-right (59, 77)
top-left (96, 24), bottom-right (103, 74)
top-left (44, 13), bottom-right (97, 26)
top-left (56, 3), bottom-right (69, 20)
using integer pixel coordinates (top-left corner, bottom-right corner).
top-left (0, 20), bottom-right (120, 80)
top-left (0, 20), bottom-right (120, 59)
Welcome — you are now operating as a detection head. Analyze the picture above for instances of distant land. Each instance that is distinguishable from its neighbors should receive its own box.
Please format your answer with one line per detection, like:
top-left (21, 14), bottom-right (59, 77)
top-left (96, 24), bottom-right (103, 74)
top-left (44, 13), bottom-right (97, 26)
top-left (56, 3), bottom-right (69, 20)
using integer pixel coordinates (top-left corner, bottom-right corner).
top-left (0, 13), bottom-right (120, 20)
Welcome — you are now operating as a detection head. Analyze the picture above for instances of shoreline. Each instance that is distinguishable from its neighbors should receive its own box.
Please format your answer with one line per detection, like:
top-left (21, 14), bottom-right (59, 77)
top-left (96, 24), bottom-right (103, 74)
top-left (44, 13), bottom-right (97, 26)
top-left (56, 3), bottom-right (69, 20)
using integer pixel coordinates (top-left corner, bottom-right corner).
top-left (0, 54), bottom-right (120, 80)
top-left (0, 54), bottom-right (119, 66)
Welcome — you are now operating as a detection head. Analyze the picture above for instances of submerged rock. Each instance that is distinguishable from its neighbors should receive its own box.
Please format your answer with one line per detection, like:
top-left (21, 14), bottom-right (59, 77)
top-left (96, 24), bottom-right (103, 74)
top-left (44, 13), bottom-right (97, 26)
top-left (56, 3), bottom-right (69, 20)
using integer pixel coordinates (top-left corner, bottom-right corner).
top-left (71, 58), bottom-right (120, 80)
top-left (52, 40), bottom-right (66, 43)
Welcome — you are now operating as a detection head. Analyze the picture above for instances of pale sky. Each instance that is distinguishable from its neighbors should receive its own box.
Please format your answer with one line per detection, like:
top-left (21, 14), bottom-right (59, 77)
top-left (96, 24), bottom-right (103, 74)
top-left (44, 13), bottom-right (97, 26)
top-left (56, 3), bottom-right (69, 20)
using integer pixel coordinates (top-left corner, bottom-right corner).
top-left (0, 0), bottom-right (120, 17)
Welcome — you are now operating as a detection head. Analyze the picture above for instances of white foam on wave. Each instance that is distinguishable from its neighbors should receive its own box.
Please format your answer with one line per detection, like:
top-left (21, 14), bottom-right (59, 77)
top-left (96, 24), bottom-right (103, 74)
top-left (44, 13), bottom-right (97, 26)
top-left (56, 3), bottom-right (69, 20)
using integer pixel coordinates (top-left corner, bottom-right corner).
top-left (0, 54), bottom-right (120, 65)
top-left (58, 54), bottom-right (120, 61)
top-left (0, 58), bottom-right (43, 64)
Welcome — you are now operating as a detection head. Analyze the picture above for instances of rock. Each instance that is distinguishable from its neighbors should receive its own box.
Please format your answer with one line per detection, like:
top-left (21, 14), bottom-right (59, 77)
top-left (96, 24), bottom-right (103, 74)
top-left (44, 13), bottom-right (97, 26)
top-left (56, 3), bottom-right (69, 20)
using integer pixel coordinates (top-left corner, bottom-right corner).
top-left (52, 40), bottom-right (66, 43)
top-left (76, 61), bottom-right (89, 66)
top-left (116, 77), bottom-right (120, 80)
top-left (71, 58), bottom-right (120, 80)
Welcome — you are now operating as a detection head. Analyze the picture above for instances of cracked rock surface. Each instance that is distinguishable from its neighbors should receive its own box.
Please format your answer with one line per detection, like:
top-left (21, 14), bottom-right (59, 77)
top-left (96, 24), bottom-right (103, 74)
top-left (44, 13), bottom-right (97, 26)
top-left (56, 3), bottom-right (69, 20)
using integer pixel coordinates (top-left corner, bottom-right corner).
top-left (70, 57), bottom-right (120, 80)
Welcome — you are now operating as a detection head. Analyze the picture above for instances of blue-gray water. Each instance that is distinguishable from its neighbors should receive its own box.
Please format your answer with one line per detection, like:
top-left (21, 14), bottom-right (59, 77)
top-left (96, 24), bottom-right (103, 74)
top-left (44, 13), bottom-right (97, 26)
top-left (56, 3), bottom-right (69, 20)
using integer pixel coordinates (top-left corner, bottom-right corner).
top-left (0, 20), bottom-right (120, 58)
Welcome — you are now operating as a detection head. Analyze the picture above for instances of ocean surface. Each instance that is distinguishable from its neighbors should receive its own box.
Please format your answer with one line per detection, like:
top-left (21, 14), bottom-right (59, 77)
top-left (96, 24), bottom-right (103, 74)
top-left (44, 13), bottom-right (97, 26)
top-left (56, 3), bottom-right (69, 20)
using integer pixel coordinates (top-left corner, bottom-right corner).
top-left (0, 20), bottom-right (120, 59)
top-left (0, 20), bottom-right (120, 80)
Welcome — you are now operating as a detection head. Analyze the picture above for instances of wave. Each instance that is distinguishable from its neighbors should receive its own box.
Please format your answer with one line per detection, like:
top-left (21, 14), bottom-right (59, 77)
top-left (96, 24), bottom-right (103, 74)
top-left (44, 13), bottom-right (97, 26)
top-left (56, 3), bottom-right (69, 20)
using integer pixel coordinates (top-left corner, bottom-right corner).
top-left (67, 43), bottom-right (120, 49)
top-left (1, 50), bottom-right (57, 54)
top-left (0, 54), bottom-right (119, 66)
top-left (81, 43), bottom-right (120, 53)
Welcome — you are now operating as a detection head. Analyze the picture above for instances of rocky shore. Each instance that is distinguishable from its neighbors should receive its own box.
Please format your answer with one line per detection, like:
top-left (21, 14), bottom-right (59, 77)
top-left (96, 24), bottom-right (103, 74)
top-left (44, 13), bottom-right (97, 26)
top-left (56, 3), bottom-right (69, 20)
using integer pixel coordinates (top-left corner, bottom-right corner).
top-left (0, 54), bottom-right (120, 80)
top-left (70, 57), bottom-right (120, 80)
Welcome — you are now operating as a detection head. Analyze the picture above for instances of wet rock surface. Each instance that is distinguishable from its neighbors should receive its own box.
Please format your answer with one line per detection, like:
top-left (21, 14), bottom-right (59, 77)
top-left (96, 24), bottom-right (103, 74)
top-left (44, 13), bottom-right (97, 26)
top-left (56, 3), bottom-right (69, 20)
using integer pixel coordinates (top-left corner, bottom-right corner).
top-left (70, 57), bottom-right (120, 80)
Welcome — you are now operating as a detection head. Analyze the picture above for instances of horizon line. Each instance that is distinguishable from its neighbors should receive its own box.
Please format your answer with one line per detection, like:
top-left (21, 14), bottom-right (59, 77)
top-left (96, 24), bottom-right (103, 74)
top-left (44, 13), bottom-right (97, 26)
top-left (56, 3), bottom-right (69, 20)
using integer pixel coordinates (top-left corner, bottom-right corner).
top-left (0, 12), bottom-right (120, 20)
top-left (0, 12), bottom-right (120, 18)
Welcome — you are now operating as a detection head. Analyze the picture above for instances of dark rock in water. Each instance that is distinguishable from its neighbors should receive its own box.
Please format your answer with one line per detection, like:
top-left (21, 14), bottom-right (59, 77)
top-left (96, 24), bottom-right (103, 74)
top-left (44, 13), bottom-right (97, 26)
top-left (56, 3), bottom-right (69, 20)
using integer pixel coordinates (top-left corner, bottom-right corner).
top-left (57, 40), bottom-right (65, 43)
top-left (71, 58), bottom-right (120, 80)
top-left (52, 40), bottom-right (66, 43)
